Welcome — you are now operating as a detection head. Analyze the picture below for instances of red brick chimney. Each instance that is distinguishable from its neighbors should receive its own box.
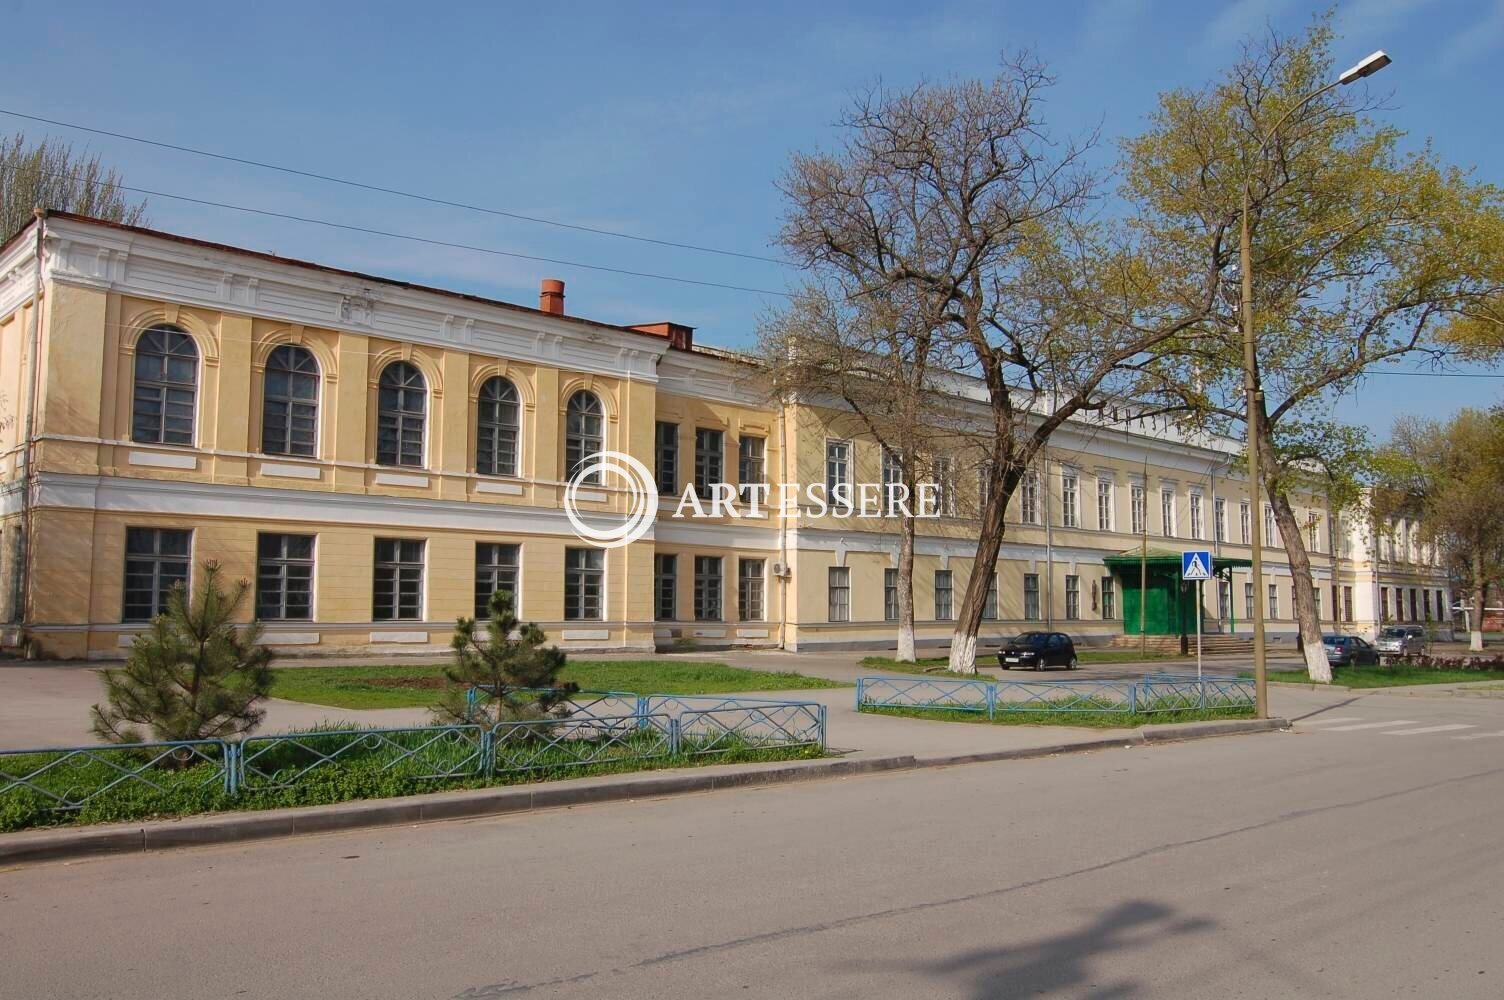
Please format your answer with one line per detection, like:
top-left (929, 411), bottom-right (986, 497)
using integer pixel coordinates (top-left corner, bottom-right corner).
top-left (629, 321), bottom-right (695, 351)
top-left (539, 278), bottom-right (565, 315)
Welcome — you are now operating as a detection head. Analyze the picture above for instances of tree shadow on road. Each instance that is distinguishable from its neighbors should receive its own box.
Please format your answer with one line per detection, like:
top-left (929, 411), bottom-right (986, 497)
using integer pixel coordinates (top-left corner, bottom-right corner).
top-left (870, 899), bottom-right (1214, 999)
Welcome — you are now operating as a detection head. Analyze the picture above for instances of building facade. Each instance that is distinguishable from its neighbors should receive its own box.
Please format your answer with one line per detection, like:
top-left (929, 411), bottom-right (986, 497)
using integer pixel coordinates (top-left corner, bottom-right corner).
top-left (0, 213), bottom-right (1451, 659)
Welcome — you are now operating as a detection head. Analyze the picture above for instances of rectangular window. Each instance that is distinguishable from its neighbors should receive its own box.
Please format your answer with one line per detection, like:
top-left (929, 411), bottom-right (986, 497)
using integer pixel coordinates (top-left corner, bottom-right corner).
top-left (654, 554), bottom-right (676, 621)
top-left (1065, 575), bottom-right (1080, 620)
top-left (1307, 512), bottom-right (1320, 552)
top-left (1410, 588), bottom-right (1419, 622)
top-left (982, 575), bottom-right (998, 620)
top-left (1423, 589), bottom-right (1432, 621)
top-left (1268, 582), bottom-right (1279, 620)
top-left (737, 436), bottom-right (765, 505)
top-left (1264, 505), bottom-right (1277, 546)
top-left (1214, 497), bottom-right (1227, 542)
top-left (827, 566), bottom-right (850, 623)
top-left (1161, 488), bottom-right (1175, 537)
top-left (1097, 479), bottom-right (1114, 532)
top-left (693, 555), bottom-right (723, 621)
top-left (882, 448), bottom-right (903, 516)
top-left (1061, 470), bottom-right (1079, 528)
top-left (1023, 574), bottom-right (1040, 621)
top-left (694, 429), bottom-right (723, 499)
top-left (655, 422), bottom-right (678, 495)
top-left (564, 547), bottom-right (604, 621)
top-left (932, 457), bottom-right (955, 517)
top-left (978, 460), bottom-right (994, 514)
top-left (1380, 587), bottom-right (1390, 622)
top-left (1343, 586), bottom-right (1355, 624)
top-left (1438, 589), bottom-right (1446, 620)
top-left (256, 533), bottom-right (315, 621)
top-left (825, 440), bottom-right (851, 507)
top-left (1022, 471), bottom-right (1040, 524)
top-left (1102, 577), bottom-right (1116, 619)
top-left (1189, 492), bottom-right (1204, 540)
top-left (738, 558), bottom-right (765, 622)
top-left (884, 568), bottom-right (899, 622)
top-left (123, 527), bottom-right (191, 622)
top-left (1394, 586), bottom-right (1404, 622)
top-left (1218, 579), bottom-right (1231, 620)
top-left (473, 542), bottom-right (520, 619)
top-left (934, 570), bottom-right (953, 621)
top-left (373, 538), bottom-right (424, 622)
top-left (1245, 581), bottom-right (1255, 621)
top-left (1240, 501), bottom-right (1251, 544)
top-left (1130, 483), bottom-right (1146, 535)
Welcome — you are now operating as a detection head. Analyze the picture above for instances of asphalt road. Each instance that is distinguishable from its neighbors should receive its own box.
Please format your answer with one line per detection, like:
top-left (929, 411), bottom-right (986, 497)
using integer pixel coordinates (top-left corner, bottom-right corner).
top-left (5, 689), bottom-right (1503, 999)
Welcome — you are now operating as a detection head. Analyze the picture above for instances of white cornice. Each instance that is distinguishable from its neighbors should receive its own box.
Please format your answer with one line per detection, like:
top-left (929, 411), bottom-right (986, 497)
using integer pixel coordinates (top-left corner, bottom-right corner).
top-left (40, 216), bottom-right (669, 382)
top-left (0, 222), bottom-right (38, 319)
top-left (656, 349), bottom-right (772, 408)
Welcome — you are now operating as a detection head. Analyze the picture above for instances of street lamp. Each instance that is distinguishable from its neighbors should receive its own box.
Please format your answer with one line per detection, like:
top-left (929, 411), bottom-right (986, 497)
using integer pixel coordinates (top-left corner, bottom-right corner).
top-left (1240, 50), bottom-right (1390, 718)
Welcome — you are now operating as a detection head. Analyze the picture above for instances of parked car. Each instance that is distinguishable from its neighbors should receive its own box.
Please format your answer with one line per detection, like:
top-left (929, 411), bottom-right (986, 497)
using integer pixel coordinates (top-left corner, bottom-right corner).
top-left (998, 632), bottom-right (1078, 670)
top-left (1374, 625), bottom-right (1427, 660)
top-left (1323, 634), bottom-right (1380, 667)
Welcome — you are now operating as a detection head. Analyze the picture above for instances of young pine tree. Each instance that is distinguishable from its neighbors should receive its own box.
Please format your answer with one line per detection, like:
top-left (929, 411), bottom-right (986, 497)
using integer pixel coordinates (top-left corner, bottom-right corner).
top-left (91, 561), bottom-right (274, 744)
top-left (435, 589), bottom-right (576, 725)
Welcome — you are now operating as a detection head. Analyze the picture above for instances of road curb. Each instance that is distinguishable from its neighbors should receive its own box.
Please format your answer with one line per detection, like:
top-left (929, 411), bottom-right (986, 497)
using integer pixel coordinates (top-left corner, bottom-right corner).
top-left (0, 719), bottom-right (1285, 867)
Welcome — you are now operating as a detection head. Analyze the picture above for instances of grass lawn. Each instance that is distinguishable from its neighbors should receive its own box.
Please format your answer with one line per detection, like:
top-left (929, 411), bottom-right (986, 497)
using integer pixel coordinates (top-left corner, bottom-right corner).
top-left (859, 649), bottom-right (1173, 678)
top-left (861, 701), bottom-right (1254, 729)
top-left (270, 659), bottom-right (845, 710)
top-left (1256, 666), bottom-right (1504, 688)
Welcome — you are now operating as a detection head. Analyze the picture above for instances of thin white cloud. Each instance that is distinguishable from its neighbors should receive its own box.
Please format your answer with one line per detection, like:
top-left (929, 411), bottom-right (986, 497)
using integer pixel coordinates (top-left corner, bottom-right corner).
top-left (1201, 0), bottom-right (1299, 50)
top-left (1442, 0), bottom-right (1504, 67)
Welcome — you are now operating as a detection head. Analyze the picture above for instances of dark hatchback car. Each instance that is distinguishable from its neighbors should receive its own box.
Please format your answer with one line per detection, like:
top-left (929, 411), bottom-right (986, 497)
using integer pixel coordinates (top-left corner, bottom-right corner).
top-left (998, 632), bottom-right (1078, 670)
top-left (1323, 634), bottom-right (1380, 667)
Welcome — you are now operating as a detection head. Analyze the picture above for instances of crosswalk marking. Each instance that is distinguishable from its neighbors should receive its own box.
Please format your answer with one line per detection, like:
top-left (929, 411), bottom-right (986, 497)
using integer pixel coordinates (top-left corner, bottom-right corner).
top-left (1454, 731), bottom-right (1504, 741)
top-left (1382, 724), bottom-right (1476, 737)
top-left (1295, 717), bottom-right (1364, 727)
top-left (1324, 720), bottom-right (1420, 732)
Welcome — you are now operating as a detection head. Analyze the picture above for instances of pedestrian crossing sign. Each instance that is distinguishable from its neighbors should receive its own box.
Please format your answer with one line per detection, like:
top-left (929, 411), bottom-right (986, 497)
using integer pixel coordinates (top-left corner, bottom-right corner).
top-left (1181, 550), bottom-right (1212, 581)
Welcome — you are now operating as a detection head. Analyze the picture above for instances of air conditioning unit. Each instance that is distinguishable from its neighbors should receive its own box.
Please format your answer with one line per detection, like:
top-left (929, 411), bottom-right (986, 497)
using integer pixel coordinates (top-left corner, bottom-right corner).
top-left (771, 561), bottom-right (792, 579)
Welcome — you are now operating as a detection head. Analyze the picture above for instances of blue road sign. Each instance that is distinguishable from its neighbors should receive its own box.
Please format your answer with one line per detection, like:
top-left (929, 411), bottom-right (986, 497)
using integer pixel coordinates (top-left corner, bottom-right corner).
top-left (1181, 550), bottom-right (1212, 581)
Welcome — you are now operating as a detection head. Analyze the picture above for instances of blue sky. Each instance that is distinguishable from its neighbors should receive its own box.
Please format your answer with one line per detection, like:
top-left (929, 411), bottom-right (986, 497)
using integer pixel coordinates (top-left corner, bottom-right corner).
top-left (4, 0), bottom-right (1501, 436)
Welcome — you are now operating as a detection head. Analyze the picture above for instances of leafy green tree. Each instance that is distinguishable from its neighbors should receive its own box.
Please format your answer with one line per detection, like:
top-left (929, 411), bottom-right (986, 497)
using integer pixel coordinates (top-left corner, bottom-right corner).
top-left (434, 589), bottom-right (576, 725)
top-left (1375, 408), bottom-right (1504, 651)
top-left (1124, 15), bottom-right (1504, 680)
top-left (1, 132), bottom-right (148, 238)
top-left (91, 562), bottom-right (273, 744)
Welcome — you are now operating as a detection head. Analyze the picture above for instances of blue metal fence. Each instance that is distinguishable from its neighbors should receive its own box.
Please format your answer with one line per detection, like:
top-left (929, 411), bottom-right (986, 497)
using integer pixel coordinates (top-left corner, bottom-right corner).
top-left (856, 674), bottom-right (1254, 718)
top-left (2, 694), bottom-right (827, 822)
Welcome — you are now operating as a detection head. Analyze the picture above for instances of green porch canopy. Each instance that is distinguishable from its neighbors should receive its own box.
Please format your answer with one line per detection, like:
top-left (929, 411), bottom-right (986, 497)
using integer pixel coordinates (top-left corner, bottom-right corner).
top-left (1102, 547), bottom-right (1252, 636)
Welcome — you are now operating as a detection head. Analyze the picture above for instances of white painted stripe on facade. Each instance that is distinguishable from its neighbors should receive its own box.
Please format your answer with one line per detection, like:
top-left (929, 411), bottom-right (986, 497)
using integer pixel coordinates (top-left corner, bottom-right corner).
top-left (128, 450), bottom-right (198, 470)
top-left (737, 628), bottom-right (770, 639)
top-left (475, 480), bottom-right (524, 495)
top-left (263, 632), bottom-right (321, 645)
top-left (369, 631), bottom-right (429, 643)
top-left (1324, 720), bottom-right (1421, 732)
top-left (561, 629), bottom-right (610, 641)
top-left (1381, 724), bottom-right (1475, 736)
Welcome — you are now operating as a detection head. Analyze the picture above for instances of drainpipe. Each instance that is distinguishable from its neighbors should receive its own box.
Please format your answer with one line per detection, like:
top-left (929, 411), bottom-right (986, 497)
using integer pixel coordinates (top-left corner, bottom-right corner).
top-left (11, 210), bottom-right (44, 640)
top-left (775, 399), bottom-right (790, 649)
top-left (1043, 453), bottom-right (1054, 629)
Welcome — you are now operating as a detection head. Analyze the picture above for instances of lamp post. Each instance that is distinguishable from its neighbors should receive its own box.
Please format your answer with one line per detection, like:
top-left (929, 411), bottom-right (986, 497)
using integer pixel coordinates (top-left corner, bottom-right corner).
top-left (1241, 50), bottom-right (1390, 718)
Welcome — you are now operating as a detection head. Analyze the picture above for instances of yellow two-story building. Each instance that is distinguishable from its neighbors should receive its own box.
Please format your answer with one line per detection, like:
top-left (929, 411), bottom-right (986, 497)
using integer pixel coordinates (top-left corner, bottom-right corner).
top-left (0, 213), bottom-right (1450, 659)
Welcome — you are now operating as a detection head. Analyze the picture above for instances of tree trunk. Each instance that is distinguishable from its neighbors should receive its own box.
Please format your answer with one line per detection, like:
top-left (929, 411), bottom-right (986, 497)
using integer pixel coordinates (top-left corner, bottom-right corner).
top-left (948, 465), bottom-right (1016, 673)
top-left (896, 513), bottom-right (917, 662)
top-left (1471, 552), bottom-right (1486, 652)
top-left (1267, 486), bottom-right (1331, 683)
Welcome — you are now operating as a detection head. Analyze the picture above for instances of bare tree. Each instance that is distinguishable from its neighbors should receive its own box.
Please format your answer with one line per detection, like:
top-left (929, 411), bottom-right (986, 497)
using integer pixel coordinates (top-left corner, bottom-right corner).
top-left (1125, 18), bottom-right (1504, 681)
top-left (759, 283), bottom-right (962, 661)
top-left (778, 55), bottom-right (1221, 671)
top-left (0, 133), bottom-right (148, 238)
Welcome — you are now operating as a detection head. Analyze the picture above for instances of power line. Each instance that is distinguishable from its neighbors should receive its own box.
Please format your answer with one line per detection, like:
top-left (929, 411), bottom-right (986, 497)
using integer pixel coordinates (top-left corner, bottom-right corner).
top-left (3, 162), bottom-right (793, 298)
top-left (0, 107), bottom-right (792, 266)
top-left (1370, 370), bottom-right (1504, 379)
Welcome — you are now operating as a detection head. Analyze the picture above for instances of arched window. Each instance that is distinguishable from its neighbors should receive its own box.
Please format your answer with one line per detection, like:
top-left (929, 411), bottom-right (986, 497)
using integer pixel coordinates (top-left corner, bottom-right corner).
top-left (131, 325), bottom-right (198, 445)
top-left (376, 362), bottom-right (426, 467)
top-left (565, 391), bottom-right (604, 484)
top-left (261, 345), bottom-right (320, 457)
top-left (476, 377), bottom-right (521, 477)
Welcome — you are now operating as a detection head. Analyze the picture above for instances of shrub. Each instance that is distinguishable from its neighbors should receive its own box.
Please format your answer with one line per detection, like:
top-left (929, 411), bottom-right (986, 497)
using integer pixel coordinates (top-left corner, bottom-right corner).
top-left (433, 589), bottom-right (577, 725)
top-left (1389, 653), bottom-right (1504, 672)
top-left (90, 561), bottom-right (274, 744)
